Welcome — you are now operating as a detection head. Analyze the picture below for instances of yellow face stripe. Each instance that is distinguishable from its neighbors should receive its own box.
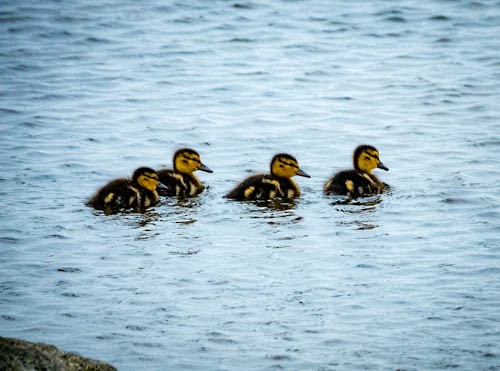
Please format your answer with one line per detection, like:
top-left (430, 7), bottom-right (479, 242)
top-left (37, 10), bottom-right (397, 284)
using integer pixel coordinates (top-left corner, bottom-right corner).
top-left (176, 152), bottom-right (202, 174)
top-left (271, 157), bottom-right (301, 178)
top-left (138, 173), bottom-right (159, 191)
top-left (358, 150), bottom-right (380, 173)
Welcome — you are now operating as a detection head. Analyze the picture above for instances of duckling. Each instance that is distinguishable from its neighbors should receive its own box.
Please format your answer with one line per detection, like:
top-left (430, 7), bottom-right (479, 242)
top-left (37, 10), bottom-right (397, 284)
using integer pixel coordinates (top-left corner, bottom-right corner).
top-left (157, 148), bottom-right (213, 197)
top-left (87, 167), bottom-right (164, 213)
top-left (225, 153), bottom-right (311, 201)
top-left (324, 144), bottom-right (389, 197)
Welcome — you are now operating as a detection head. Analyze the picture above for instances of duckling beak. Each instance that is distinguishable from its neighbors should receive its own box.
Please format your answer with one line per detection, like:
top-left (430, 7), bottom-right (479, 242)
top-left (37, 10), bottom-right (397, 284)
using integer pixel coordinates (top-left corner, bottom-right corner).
top-left (377, 162), bottom-right (389, 171)
top-left (296, 168), bottom-right (311, 178)
top-left (156, 182), bottom-right (168, 191)
top-left (199, 163), bottom-right (213, 173)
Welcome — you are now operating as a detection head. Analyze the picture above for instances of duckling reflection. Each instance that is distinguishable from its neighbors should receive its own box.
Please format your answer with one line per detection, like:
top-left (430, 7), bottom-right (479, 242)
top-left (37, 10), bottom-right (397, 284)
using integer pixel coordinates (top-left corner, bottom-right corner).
top-left (324, 145), bottom-right (389, 198)
top-left (136, 210), bottom-right (162, 228)
top-left (162, 195), bottom-right (203, 209)
top-left (87, 167), bottom-right (165, 214)
top-left (225, 153), bottom-right (311, 201)
top-left (157, 148), bottom-right (213, 198)
top-left (330, 194), bottom-right (382, 211)
top-left (160, 196), bottom-right (203, 224)
top-left (332, 195), bottom-right (382, 230)
top-left (243, 199), bottom-right (300, 216)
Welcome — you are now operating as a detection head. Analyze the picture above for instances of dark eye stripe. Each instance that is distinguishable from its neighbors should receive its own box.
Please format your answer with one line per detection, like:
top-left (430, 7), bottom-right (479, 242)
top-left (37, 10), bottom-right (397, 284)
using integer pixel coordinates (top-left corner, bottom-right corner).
top-left (279, 160), bottom-right (298, 169)
top-left (184, 156), bottom-right (201, 163)
top-left (365, 152), bottom-right (379, 160)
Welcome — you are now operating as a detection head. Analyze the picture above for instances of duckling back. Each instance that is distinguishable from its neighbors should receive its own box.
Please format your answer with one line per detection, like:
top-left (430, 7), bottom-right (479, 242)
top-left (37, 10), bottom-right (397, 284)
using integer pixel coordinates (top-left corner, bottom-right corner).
top-left (156, 169), bottom-right (204, 197)
top-left (87, 178), bottom-right (141, 213)
top-left (225, 174), bottom-right (289, 200)
top-left (324, 170), bottom-right (384, 197)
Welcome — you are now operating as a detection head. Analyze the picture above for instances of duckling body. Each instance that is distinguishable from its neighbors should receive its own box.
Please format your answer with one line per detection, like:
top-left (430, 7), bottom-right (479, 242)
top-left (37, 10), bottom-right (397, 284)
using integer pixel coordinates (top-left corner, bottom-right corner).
top-left (226, 153), bottom-right (310, 201)
top-left (87, 167), bottom-right (162, 213)
top-left (157, 148), bottom-right (212, 197)
top-left (324, 145), bottom-right (389, 197)
top-left (324, 170), bottom-right (384, 196)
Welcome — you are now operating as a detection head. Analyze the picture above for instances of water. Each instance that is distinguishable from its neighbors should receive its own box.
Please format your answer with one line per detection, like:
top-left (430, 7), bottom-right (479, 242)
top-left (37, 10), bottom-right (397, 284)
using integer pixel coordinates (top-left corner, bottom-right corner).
top-left (1, 0), bottom-right (499, 369)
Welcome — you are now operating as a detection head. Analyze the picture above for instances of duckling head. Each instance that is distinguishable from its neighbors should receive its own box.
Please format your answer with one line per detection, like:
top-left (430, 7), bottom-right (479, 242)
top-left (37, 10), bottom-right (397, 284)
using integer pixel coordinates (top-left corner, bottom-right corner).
top-left (173, 148), bottom-right (213, 175)
top-left (354, 145), bottom-right (389, 173)
top-left (133, 167), bottom-right (162, 192)
top-left (270, 153), bottom-right (311, 179)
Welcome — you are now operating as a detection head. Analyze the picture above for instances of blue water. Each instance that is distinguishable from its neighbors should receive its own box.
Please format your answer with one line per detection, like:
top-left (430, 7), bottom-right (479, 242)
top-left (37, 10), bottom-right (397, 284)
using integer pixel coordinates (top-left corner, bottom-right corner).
top-left (1, 0), bottom-right (499, 369)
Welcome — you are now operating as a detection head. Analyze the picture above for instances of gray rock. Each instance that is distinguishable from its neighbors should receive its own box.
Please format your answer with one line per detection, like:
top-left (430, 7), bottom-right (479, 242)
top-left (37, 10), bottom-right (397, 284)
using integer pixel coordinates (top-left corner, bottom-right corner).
top-left (0, 337), bottom-right (116, 371)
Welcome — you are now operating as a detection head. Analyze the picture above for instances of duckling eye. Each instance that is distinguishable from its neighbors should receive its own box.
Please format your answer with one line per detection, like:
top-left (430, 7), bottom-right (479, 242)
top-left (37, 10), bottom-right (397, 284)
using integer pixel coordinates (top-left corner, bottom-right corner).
top-left (279, 164), bottom-right (284, 168)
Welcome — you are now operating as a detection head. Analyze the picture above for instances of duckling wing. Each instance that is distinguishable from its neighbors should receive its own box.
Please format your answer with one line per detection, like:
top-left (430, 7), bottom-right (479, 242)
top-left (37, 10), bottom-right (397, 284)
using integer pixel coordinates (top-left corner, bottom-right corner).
top-left (156, 169), bottom-right (186, 197)
top-left (183, 173), bottom-right (204, 196)
top-left (139, 189), bottom-right (159, 209)
top-left (226, 174), bottom-right (282, 200)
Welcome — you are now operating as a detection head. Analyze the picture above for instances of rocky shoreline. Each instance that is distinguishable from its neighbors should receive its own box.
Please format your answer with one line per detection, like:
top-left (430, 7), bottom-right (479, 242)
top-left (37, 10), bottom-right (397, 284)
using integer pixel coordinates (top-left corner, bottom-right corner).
top-left (0, 337), bottom-right (116, 371)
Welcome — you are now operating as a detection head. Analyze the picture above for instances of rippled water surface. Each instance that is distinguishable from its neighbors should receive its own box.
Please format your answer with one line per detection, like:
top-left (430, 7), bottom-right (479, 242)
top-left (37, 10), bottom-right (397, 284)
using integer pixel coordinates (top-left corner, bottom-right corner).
top-left (1, 0), bottom-right (499, 369)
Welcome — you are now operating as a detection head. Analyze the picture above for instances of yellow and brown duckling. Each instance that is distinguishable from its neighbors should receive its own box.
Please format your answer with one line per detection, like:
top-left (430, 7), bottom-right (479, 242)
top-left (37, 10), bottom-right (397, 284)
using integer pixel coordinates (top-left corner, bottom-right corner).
top-left (87, 167), bottom-right (165, 213)
top-left (324, 144), bottom-right (389, 197)
top-left (225, 153), bottom-right (311, 201)
top-left (156, 148), bottom-right (213, 197)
